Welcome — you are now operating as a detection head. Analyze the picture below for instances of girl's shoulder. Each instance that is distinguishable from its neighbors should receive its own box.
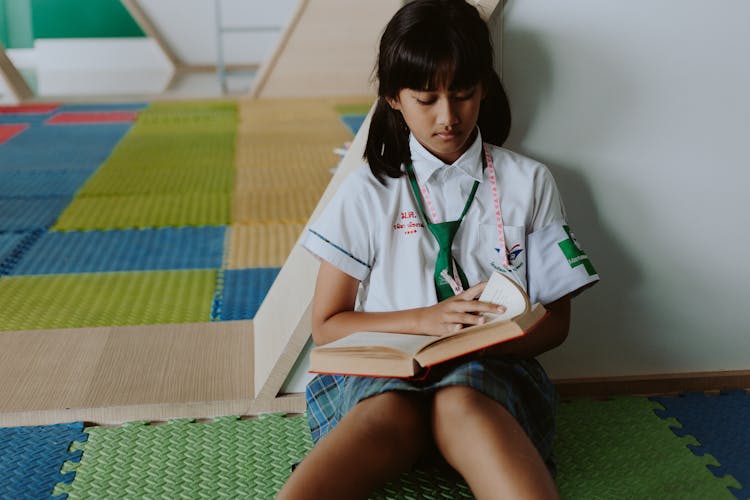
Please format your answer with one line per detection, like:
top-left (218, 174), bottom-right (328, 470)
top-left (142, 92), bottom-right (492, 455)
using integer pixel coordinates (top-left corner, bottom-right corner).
top-left (343, 162), bottom-right (404, 195)
top-left (329, 163), bottom-right (403, 211)
top-left (484, 143), bottom-right (556, 187)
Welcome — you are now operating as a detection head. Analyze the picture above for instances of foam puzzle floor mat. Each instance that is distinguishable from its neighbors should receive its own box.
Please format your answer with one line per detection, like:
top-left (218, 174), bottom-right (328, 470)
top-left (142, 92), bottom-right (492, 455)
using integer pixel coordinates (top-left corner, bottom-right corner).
top-left (0, 422), bottom-right (87, 500)
top-left (0, 98), bottom-right (359, 330)
top-left (653, 391), bottom-right (750, 499)
top-left (0, 396), bottom-right (725, 499)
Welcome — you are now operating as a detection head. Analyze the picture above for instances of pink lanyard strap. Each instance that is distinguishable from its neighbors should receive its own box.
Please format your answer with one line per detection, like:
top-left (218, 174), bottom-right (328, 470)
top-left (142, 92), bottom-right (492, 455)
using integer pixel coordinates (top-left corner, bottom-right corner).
top-left (415, 145), bottom-right (509, 268)
top-left (484, 146), bottom-right (509, 268)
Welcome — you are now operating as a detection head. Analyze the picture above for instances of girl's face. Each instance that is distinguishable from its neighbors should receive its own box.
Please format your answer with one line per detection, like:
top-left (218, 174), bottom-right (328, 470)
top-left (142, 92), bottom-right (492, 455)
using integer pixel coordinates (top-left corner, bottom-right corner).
top-left (387, 83), bottom-right (483, 164)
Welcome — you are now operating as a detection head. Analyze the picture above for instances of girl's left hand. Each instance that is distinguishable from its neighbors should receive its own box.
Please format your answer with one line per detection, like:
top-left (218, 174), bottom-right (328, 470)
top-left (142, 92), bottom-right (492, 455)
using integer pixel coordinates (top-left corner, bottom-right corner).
top-left (416, 282), bottom-right (507, 336)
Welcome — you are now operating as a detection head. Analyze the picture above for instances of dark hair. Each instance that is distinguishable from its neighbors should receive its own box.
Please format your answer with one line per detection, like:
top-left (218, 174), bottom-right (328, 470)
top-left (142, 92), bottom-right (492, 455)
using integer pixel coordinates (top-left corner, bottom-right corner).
top-left (364, 0), bottom-right (511, 182)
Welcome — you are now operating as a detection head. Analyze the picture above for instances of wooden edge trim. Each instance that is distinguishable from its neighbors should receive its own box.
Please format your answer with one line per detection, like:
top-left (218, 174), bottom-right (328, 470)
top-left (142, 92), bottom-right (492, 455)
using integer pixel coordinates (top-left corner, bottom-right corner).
top-left (0, 43), bottom-right (33, 102)
top-left (250, 0), bottom-right (310, 98)
top-left (254, 302), bottom-right (313, 403)
top-left (554, 370), bottom-right (750, 399)
top-left (0, 394), bottom-right (306, 428)
top-left (4, 370), bottom-right (748, 427)
top-left (120, 0), bottom-right (183, 68)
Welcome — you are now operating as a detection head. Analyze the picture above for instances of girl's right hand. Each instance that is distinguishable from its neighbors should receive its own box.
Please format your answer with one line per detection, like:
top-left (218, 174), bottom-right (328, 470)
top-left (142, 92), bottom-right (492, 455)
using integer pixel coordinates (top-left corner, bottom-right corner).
top-left (416, 282), bottom-right (506, 336)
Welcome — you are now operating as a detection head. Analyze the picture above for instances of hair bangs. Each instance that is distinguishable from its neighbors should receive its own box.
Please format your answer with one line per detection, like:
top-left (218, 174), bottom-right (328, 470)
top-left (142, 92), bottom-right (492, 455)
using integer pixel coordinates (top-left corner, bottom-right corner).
top-left (380, 25), bottom-right (484, 96)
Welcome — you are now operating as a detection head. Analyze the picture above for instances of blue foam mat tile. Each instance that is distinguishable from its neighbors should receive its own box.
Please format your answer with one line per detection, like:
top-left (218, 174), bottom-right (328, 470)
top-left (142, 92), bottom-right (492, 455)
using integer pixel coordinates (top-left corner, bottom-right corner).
top-left (0, 170), bottom-right (92, 198)
top-left (0, 230), bottom-right (43, 276)
top-left (340, 114), bottom-right (367, 135)
top-left (11, 226), bottom-right (227, 276)
top-left (652, 391), bottom-right (750, 499)
top-left (0, 115), bottom-right (47, 125)
top-left (0, 124), bottom-right (130, 170)
top-left (215, 267), bottom-right (280, 321)
top-left (0, 197), bottom-right (71, 232)
top-left (0, 422), bottom-right (87, 500)
top-left (0, 232), bottom-right (27, 264)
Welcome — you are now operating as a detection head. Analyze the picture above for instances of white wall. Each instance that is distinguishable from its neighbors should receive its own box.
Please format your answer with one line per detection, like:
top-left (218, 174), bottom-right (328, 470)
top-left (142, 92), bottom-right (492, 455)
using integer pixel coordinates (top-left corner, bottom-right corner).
top-left (503, 1), bottom-right (750, 378)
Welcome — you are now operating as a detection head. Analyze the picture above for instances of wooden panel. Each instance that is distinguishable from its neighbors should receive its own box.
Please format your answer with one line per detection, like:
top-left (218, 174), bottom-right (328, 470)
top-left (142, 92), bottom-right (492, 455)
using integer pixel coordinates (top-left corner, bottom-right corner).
top-left (0, 42), bottom-right (33, 102)
top-left (252, 0), bottom-right (401, 98)
top-left (0, 321), bottom-right (253, 426)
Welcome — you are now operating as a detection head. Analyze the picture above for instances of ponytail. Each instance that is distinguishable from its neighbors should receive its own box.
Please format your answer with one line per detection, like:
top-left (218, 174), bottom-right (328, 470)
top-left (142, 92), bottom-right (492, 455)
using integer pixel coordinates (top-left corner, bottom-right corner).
top-left (364, 97), bottom-right (411, 183)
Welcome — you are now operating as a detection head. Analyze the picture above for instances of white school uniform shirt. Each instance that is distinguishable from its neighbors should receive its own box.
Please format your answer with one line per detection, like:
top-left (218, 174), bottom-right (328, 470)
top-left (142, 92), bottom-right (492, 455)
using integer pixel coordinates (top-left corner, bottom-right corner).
top-left (302, 130), bottom-right (599, 313)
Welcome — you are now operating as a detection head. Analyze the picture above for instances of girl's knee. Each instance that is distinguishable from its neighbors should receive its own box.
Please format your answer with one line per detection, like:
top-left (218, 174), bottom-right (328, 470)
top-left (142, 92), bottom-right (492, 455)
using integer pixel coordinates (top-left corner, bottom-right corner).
top-left (432, 386), bottom-right (498, 426)
top-left (352, 391), bottom-right (430, 452)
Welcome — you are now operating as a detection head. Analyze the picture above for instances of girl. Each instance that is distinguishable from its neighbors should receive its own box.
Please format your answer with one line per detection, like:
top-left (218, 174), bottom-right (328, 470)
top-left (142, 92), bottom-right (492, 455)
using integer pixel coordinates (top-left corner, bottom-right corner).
top-left (279, 1), bottom-right (599, 498)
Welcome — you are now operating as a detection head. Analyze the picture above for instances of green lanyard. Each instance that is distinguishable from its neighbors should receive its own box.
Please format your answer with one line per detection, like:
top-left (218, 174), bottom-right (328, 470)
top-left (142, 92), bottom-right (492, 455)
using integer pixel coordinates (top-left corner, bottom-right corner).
top-left (406, 164), bottom-right (480, 302)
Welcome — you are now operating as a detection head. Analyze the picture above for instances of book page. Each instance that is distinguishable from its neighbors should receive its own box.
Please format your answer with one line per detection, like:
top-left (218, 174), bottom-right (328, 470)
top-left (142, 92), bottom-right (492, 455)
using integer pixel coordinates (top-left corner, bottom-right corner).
top-left (318, 331), bottom-right (436, 357)
top-left (478, 272), bottom-right (529, 321)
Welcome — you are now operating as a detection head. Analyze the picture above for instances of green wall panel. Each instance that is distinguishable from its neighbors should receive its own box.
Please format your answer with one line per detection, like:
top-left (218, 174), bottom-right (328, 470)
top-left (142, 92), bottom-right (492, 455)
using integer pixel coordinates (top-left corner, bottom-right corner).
top-left (1, 0), bottom-right (34, 49)
top-left (30, 0), bottom-right (144, 39)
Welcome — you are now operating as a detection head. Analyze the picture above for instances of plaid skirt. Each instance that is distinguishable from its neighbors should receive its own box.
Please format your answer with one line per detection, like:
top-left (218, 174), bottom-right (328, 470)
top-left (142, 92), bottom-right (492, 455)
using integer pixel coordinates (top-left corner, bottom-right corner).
top-left (305, 355), bottom-right (558, 470)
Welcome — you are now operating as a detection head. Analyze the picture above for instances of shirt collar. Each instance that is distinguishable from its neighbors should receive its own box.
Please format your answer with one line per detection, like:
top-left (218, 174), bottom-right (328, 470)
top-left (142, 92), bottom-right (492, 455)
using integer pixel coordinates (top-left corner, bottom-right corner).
top-left (408, 129), bottom-right (484, 184)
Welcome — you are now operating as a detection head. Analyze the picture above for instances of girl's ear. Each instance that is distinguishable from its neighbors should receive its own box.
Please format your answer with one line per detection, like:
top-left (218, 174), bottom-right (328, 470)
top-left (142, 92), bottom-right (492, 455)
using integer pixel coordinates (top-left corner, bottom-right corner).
top-left (385, 96), bottom-right (402, 111)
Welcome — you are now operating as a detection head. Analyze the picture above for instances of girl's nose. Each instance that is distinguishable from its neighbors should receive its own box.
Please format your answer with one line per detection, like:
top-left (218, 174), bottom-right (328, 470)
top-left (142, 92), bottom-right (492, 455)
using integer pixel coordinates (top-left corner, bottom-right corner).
top-left (437, 98), bottom-right (459, 128)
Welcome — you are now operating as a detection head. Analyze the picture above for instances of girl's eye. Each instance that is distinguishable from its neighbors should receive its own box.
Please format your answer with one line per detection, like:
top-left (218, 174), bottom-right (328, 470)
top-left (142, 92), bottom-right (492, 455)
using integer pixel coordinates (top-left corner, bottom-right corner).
top-left (454, 89), bottom-right (476, 101)
top-left (416, 96), bottom-right (436, 105)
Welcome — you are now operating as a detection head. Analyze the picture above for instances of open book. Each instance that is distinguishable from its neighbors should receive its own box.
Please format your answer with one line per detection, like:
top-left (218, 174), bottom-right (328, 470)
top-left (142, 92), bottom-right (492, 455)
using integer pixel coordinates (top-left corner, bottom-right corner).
top-left (309, 272), bottom-right (548, 378)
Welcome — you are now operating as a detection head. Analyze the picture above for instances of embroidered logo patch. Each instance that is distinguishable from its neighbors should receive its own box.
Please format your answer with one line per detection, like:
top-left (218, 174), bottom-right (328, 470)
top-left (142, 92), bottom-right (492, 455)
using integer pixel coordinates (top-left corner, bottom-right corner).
top-left (392, 209), bottom-right (423, 235)
top-left (558, 225), bottom-right (596, 276)
top-left (491, 243), bottom-right (524, 273)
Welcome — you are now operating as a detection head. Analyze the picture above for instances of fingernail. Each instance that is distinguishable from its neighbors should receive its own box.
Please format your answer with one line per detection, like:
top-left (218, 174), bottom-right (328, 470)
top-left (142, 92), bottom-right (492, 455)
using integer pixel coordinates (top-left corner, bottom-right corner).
top-left (497, 306), bottom-right (506, 312)
top-left (454, 324), bottom-right (462, 332)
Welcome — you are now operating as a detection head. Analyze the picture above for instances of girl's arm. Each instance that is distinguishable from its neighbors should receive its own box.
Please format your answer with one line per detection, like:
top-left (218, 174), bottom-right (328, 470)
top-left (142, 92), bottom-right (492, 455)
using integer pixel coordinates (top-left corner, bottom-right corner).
top-left (485, 295), bottom-right (571, 358)
top-left (311, 261), bottom-right (505, 345)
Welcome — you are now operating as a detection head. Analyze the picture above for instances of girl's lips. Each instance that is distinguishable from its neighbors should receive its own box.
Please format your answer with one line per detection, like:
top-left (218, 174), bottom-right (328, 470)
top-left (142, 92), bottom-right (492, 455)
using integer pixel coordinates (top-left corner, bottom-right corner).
top-left (435, 131), bottom-right (459, 139)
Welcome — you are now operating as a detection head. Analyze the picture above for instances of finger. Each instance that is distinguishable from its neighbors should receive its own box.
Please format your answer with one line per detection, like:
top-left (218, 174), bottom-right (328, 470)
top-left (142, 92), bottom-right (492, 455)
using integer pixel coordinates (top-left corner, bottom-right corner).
top-left (448, 312), bottom-right (489, 326)
top-left (450, 299), bottom-right (506, 315)
top-left (457, 281), bottom-right (487, 300)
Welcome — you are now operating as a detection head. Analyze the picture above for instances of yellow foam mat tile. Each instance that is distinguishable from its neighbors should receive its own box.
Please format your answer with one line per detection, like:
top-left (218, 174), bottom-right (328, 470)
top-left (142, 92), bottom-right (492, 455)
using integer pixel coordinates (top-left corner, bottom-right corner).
top-left (227, 222), bottom-right (305, 269)
top-left (235, 165), bottom-right (331, 192)
top-left (0, 270), bottom-right (216, 331)
top-left (53, 193), bottom-right (230, 231)
top-left (234, 143), bottom-right (342, 171)
top-left (237, 97), bottom-right (356, 124)
top-left (231, 191), bottom-right (321, 224)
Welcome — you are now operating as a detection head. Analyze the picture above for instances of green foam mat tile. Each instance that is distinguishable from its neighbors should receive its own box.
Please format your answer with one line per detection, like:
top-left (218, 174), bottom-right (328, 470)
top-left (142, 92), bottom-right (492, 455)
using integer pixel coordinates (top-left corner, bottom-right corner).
top-left (104, 133), bottom-right (236, 170)
top-left (52, 193), bottom-right (230, 230)
top-left (0, 270), bottom-right (215, 331)
top-left (133, 104), bottom-right (237, 131)
top-left (78, 166), bottom-right (235, 196)
top-left (51, 401), bottom-right (741, 499)
top-left (555, 397), bottom-right (741, 499)
top-left (142, 100), bottom-right (237, 114)
top-left (52, 415), bottom-right (312, 499)
top-left (53, 415), bottom-right (476, 500)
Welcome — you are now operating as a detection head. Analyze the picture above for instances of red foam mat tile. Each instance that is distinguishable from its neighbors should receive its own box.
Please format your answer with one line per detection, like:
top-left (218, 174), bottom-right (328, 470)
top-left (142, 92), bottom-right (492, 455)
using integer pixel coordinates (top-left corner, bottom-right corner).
top-left (0, 104), bottom-right (60, 114)
top-left (0, 124), bottom-right (28, 144)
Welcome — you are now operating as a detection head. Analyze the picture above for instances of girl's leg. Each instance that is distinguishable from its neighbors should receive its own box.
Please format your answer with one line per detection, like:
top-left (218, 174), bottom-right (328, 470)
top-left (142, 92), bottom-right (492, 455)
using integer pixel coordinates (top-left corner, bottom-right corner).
top-left (277, 391), bottom-right (430, 500)
top-left (431, 386), bottom-right (559, 500)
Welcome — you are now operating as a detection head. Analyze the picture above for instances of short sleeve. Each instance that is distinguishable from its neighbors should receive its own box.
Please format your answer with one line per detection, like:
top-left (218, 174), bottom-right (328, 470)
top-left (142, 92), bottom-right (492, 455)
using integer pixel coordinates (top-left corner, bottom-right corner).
top-left (526, 167), bottom-right (599, 304)
top-left (301, 169), bottom-right (375, 281)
